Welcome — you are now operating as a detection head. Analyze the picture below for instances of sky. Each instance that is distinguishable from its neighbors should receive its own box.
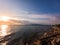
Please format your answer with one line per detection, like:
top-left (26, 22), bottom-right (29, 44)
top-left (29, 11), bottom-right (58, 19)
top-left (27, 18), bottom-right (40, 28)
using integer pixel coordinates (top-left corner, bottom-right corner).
top-left (0, 0), bottom-right (60, 24)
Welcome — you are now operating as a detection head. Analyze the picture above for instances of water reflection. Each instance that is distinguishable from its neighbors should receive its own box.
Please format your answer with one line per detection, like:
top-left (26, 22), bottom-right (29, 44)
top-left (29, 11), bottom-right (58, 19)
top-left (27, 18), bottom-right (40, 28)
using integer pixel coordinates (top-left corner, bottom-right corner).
top-left (0, 24), bottom-right (10, 37)
top-left (0, 24), bottom-right (11, 45)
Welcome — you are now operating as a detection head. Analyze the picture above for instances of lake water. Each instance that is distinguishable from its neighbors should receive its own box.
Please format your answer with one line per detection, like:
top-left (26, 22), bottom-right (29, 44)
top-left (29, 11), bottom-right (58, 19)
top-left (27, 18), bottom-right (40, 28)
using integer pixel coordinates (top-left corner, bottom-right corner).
top-left (0, 24), bottom-right (51, 45)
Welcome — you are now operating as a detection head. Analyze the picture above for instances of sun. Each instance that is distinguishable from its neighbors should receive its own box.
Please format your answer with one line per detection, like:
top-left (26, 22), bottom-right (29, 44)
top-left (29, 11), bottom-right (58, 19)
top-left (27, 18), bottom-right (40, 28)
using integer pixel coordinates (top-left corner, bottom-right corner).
top-left (0, 16), bottom-right (10, 22)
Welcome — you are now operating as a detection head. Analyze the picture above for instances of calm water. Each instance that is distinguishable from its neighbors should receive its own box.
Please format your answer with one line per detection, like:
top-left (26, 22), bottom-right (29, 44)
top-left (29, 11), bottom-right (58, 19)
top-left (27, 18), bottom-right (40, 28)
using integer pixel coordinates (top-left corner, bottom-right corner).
top-left (0, 24), bottom-right (51, 45)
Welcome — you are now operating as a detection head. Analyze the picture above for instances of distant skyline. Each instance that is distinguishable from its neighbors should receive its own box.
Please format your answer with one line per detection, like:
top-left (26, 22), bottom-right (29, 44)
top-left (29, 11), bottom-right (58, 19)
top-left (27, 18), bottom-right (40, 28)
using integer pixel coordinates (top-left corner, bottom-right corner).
top-left (0, 0), bottom-right (60, 24)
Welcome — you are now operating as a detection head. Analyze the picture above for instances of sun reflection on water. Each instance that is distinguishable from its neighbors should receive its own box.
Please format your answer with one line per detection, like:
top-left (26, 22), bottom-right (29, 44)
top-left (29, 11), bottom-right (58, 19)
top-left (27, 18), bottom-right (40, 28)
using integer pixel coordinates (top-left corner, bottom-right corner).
top-left (1, 25), bottom-right (8, 36)
top-left (0, 24), bottom-right (10, 37)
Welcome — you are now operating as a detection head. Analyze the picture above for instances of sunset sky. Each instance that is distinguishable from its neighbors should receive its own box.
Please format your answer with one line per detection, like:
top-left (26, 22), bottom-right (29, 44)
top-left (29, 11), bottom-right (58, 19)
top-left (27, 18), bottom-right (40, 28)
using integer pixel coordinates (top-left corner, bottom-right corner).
top-left (0, 0), bottom-right (60, 24)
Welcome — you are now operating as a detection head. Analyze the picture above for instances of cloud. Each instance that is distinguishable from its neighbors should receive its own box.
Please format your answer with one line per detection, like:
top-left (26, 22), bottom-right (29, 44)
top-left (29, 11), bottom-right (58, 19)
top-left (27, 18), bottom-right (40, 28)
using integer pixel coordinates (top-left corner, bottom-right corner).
top-left (0, 0), bottom-right (60, 24)
top-left (25, 14), bottom-right (60, 24)
top-left (12, 13), bottom-right (60, 24)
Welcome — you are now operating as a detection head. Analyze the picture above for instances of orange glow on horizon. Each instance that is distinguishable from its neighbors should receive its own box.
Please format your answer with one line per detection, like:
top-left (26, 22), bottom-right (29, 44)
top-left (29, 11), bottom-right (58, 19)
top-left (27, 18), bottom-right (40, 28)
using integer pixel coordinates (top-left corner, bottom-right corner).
top-left (0, 16), bottom-right (21, 25)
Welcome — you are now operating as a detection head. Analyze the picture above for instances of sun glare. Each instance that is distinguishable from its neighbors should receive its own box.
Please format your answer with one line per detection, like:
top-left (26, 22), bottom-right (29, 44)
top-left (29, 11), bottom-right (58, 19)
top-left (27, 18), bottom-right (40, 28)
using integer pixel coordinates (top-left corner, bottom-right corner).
top-left (1, 16), bottom-right (10, 21)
